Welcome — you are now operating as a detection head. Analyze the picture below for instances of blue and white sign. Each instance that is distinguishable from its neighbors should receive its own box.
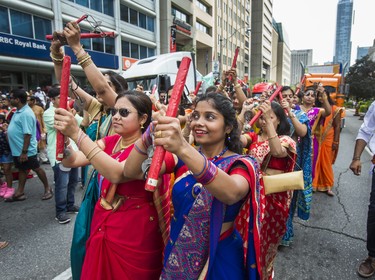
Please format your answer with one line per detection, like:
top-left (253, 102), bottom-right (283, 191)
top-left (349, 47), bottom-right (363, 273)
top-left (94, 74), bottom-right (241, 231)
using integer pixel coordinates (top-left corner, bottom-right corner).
top-left (0, 32), bottom-right (50, 61)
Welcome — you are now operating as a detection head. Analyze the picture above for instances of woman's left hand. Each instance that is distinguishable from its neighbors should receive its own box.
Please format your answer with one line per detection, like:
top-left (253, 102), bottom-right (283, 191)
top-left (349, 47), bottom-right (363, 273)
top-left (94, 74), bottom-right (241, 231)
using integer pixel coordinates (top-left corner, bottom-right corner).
top-left (280, 99), bottom-right (291, 113)
top-left (153, 116), bottom-right (186, 154)
top-left (54, 108), bottom-right (80, 142)
top-left (258, 100), bottom-right (272, 119)
top-left (332, 142), bottom-right (338, 151)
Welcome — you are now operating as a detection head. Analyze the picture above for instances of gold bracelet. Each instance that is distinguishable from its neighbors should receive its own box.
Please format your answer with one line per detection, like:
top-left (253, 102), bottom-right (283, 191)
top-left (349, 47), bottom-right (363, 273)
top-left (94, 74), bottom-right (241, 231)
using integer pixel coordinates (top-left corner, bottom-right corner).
top-left (78, 54), bottom-right (91, 65)
top-left (50, 53), bottom-right (64, 63)
top-left (74, 45), bottom-right (84, 56)
top-left (268, 134), bottom-right (278, 140)
top-left (87, 148), bottom-right (102, 161)
top-left (80, 58), bottom-right (93, 69)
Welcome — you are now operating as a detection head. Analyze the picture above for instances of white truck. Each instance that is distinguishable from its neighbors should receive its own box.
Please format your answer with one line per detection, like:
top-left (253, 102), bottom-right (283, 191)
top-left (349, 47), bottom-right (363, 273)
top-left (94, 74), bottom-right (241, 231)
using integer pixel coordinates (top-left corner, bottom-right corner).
top-left (122, 52), bottom-right (197, 99)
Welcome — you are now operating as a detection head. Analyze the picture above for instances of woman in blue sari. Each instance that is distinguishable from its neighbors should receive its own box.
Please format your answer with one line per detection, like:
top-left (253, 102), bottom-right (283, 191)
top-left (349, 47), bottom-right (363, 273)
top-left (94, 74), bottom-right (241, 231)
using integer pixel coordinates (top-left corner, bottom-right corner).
top-left (279, 86), bottom-right (313, 246)
top-left (124, 93), bottom-right (285, 279)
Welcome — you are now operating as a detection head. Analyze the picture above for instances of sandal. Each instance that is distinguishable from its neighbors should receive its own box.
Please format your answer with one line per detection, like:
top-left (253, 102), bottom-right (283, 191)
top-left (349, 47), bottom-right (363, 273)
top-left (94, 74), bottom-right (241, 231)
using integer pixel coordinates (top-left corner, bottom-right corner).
top-left (327, 190), bottom-right (334, 196)
top-left (4, 193), bottom-right (26, 202)
top-left (0, 241), bottom-right (9, 249)
top-left (42, 189), bottom-right (53, 200)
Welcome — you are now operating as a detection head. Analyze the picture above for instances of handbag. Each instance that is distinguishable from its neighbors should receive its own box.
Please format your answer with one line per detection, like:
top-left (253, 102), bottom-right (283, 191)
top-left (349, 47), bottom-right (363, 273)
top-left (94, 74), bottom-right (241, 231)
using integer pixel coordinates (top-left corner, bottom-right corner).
top-left (261, 153), bottom-right (304, 195)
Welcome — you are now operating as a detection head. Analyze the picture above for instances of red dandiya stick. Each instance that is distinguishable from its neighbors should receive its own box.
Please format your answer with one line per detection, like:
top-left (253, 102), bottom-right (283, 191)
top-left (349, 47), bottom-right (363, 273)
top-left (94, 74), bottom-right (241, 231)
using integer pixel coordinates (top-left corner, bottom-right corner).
top-left (145, 57), bottom-right (192, 192)
top-left (75, 14), bottom-right (88, 24)
top-left (151, 84), bottom-right (157, 95)
top-left (232, 46), bottom-right (240, 68)
top-left (56, 56), bottom-right (71, 161)
top-left (249, 85), bottom-right (283, 127)
top-left (295, 75), bottom-right (306, 96)
top-left (193, 81), bottom-right (202, 95)
top-left (46, 32), bottom-right (116, 40)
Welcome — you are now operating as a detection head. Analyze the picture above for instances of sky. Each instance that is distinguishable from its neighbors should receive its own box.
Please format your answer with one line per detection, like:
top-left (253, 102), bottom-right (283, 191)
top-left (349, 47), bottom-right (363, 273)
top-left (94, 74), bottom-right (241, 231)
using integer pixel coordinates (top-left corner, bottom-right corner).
top-left (272, 0), bottom-right (375, 66)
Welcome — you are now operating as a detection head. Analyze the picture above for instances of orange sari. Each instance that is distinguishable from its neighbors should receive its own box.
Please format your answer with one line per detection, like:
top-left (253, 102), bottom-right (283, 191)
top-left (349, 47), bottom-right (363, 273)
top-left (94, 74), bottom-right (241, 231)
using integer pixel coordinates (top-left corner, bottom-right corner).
top-left (312, 105), bottom-right (343, 191)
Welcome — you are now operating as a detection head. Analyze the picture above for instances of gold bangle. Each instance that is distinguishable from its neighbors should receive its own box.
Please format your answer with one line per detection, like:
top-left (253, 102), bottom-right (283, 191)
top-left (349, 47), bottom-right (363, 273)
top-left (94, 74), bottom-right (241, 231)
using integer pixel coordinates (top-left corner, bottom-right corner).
top-left (50, 53), bottom-right (64, 63)
top-left (74, 45), bottom-right (84, 56)
top-left (268, 134), bottom-right (278, 140)
top-left (87, 148), bottom-right (102, 161)
top-left (80, 58), bottom-right (93, 69)
top-left (86, 146), bottom-right (100, 160)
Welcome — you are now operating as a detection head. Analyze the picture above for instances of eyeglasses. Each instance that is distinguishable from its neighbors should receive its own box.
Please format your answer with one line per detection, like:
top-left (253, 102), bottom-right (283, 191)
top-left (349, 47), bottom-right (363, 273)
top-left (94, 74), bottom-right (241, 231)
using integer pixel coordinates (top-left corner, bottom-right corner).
top-left (304, 91), bottom-right (316, 97)
top-left (111, 108), bottom-right (133, 118)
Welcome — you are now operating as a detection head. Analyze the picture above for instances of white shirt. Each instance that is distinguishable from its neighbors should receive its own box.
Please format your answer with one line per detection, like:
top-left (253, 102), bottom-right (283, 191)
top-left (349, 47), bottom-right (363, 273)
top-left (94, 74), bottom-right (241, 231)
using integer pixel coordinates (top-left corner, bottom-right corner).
top-left (35, 90), bottom-right (47, 107)
top-left (356, 101), bottom-right (375, 153)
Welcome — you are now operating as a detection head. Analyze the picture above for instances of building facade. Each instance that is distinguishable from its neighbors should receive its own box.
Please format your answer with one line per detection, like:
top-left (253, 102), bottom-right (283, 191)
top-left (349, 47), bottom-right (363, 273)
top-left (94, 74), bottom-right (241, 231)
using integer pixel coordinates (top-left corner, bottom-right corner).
top-left (159, 0), bottom-right (214, 76)
top-left (356, 46), bottom-right (370, 60)
top-left (0, 0), bottom-right (158, 92)
top-left (250, 0), bottom-right (272, 81)
top-left (290, 49), bottom-right (312, 85)
top-left (272, 21), bottom-right (290, 86)
top-left (333, 0), bottom-right (353, 73)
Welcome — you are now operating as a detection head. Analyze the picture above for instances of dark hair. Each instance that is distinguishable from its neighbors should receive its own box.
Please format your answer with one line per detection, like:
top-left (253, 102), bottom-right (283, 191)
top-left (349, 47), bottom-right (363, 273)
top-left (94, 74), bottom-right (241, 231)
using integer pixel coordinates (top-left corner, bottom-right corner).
top-left (115, 90), bottom-right (152, 133)
top-left (104, 71), bottom-right (128, 92)
top-left (315, 90), bottom-right (334, 107)
top-left (47, 87), bottom-right (60, 98)
top-left (271, 101), bottom-right (290, 136)
top-left (281, 86), bottom-right (295, 95)
top-left (205, 85), bottom-right (218, 94)
top-left (195, 93), bottom-right (243, 154)
top-left (10, 89), bottom-right (27, 104)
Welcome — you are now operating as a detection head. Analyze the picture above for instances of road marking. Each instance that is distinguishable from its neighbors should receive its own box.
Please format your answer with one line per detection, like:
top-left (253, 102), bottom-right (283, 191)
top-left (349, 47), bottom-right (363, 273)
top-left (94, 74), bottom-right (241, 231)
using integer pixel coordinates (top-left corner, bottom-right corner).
top-left (52, 267), bottom-right (72, 280)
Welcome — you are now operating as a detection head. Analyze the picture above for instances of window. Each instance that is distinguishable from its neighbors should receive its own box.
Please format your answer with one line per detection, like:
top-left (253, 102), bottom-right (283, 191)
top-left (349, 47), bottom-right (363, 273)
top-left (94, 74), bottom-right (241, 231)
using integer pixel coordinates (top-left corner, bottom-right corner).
top-left (120, 4), bottom-right (155, 32)
top-left (69, 0), bottom-right (114, 16)
top-left (196, 0), bottom-right (209, 13)
top-left (34, 16), bottom-right (52, 41)
top-left (147, 16), bottom-right (154, 32)
top-left (196, 21), bottom-right (209, 35)
top-left (10, 10), bottom-right (32, 38)
top-left (120, 5), bottom-right (128, 22)
top-left (172, 7), bottom-right (188, 23)
top-left (105, 37), bottom-right (115, 54)
top-left (122, 40), bottom-right (155, 59)
top-left (122, 40), bottom-right (130, 57)
top-left (130, 8), bottom-right (138, 25)
top-left (131, 42), bottom-right (139, 59)
top-left (140, 45), bottom-right (147, 59)
top-left (139, 13), bottom-right (146, 29)
top-left (0, 6), bottom-right (9, 33)
top-left (92, 37), bottom-right (104, 52)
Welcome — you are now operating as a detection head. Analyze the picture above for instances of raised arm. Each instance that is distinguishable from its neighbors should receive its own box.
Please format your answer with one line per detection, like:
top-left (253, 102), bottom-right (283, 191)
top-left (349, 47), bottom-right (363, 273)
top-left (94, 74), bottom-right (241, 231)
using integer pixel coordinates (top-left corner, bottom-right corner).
top-left (63, 21), bottom-right (117, 107)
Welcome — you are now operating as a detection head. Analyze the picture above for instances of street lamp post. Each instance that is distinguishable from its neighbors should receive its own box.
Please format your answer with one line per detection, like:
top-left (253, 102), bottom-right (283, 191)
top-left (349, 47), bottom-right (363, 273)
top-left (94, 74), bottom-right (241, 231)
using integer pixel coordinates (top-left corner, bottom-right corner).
top-left (219, 27), bottom-right (251, 79)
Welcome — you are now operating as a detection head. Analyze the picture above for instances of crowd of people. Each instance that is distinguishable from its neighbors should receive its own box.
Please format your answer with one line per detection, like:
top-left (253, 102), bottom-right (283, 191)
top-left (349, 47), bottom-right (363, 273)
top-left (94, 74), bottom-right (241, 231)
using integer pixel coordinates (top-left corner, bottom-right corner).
top-left (0, 20), bottom-right (374, 279)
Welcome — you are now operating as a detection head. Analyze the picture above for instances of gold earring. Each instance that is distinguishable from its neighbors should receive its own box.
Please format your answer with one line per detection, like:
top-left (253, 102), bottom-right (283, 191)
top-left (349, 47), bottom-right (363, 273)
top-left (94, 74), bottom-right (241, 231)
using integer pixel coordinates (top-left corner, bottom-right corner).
top-left (141, 123), bottom-right (144, 129)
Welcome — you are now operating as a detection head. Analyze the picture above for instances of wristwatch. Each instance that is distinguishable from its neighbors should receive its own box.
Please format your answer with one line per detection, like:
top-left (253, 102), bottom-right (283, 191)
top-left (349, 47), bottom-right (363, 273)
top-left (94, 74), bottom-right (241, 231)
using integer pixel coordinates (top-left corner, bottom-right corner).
top-left (22, 149), bottom-right (28, 154)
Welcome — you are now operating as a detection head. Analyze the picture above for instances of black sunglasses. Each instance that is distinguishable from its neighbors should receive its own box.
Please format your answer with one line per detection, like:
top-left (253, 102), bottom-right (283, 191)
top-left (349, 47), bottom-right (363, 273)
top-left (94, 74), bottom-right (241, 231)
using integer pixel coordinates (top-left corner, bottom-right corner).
top-left (111, 108), bottom-right (132, 118)
top-left (304, 91), bottom-right (316, 97)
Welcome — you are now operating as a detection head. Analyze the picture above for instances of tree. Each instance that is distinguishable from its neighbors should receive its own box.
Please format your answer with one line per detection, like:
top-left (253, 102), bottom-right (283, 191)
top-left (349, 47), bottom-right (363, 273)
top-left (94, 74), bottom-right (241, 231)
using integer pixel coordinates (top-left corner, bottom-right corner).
top-left (345, 55), bottom-right (375, 100)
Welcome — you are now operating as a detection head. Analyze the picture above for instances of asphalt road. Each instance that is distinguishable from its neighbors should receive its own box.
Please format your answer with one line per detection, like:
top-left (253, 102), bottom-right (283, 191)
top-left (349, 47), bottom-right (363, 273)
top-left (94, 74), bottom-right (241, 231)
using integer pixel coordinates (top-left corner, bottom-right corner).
top-left (0, 109), bottom-right (373, 280)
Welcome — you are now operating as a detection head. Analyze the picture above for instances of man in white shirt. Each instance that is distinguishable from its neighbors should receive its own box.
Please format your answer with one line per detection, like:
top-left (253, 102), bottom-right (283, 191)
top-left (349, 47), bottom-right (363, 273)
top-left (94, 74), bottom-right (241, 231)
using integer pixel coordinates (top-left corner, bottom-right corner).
top-left (350, 100), bottom-right (375, 278)
top-left (34, 87), bottom-right (47, 108)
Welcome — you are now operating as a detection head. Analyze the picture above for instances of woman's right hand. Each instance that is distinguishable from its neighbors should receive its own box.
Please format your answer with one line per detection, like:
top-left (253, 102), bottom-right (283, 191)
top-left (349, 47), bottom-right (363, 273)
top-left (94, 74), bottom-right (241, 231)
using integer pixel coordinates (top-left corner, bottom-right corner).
top-left (258, 100), bottom-right (272, 120)
top-left (54, 108), bottom-right (80, 142)
top-left (63, 21), bottom-right (82, 53)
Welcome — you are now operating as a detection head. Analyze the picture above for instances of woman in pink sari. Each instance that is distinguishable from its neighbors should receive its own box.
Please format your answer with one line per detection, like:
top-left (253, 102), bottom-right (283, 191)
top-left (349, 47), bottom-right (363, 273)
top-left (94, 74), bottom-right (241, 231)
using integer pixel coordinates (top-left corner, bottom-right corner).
top-left (299, 85), bottom-right (331, 179)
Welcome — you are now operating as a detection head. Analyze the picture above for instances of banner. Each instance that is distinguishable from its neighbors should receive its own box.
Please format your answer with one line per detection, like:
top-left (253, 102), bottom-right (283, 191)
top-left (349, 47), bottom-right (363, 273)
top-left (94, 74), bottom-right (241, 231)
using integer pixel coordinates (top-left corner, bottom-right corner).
top-left (170, 26), bottom-right (177, 53)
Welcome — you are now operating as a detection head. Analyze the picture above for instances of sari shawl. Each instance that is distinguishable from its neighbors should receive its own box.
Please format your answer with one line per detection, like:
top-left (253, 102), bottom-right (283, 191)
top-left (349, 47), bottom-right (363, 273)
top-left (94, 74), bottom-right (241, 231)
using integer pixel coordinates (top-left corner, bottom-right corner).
top-left (305, 107), bottom-right (323, 180)
top-left (247, 135), bottom-right (297, 279)
top-left (312, 106), bottom-right (343, 191)
top-left (282, 109), bottom-right (312, 246)
top-left (81, 134), bottom-right (164, 280)
top-left (70, 113), bottom-right (108, 280)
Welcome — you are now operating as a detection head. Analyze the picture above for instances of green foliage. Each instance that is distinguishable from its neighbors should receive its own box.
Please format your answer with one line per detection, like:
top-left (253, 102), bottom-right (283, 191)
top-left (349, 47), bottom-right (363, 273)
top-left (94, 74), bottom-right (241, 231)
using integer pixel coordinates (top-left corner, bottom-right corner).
top-left (343, 101), bottom-right (354, 108)
top-left (345, 55), bottom-right (375, 99)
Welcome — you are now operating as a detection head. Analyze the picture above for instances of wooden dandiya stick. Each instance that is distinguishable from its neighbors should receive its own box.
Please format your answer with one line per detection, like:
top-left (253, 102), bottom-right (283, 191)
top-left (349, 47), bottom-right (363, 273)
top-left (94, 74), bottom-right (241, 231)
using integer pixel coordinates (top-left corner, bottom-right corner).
top-left (193, 81), bottom-right (202, 95)
top-left (56, 56), bottom-right (71, 161)
top-left (145, 57), bottom-right (192, 192)
top-left (46, 32), bottom-right (115, 41)
top-left (249, 85), bottom-right (283, 127)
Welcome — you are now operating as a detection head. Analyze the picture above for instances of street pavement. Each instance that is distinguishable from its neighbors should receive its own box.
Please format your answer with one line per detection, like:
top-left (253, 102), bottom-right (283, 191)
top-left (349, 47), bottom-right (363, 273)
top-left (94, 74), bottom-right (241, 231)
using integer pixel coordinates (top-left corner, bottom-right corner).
top-left (0, 109), bottom-right (374, 280)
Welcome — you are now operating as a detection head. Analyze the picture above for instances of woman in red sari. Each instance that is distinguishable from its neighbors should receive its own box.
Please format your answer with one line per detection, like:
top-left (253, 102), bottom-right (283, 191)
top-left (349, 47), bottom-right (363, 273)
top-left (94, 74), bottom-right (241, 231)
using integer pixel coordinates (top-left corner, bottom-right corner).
top-left (54, 91), bottom-right (164, 280)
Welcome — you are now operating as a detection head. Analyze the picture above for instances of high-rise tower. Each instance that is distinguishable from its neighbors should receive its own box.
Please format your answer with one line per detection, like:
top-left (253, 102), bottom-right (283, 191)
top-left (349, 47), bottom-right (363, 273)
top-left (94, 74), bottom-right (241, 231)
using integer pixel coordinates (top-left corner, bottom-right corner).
top-left (333, 0), bottom-right (353, 72)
